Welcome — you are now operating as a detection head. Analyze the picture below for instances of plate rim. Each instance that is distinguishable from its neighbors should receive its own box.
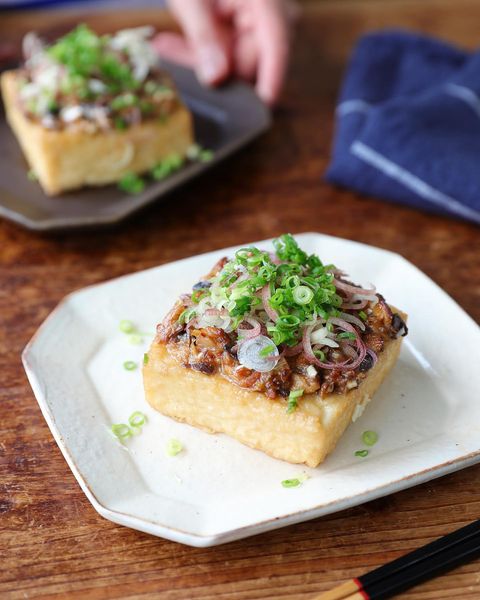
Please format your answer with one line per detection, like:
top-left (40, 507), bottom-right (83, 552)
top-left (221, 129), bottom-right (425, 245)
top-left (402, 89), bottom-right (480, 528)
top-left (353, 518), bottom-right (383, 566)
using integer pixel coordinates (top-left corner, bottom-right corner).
top-left (21, 232), bottom-right (480, 546)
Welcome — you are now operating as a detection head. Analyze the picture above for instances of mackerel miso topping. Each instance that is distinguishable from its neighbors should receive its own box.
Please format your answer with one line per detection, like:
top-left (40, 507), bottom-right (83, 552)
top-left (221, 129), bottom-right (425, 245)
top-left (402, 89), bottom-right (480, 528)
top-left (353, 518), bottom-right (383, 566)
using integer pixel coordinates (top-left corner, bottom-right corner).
top-left (17, 25), bottom-right (179, 131)
top-left (156, 235), bottom-right (408, 402)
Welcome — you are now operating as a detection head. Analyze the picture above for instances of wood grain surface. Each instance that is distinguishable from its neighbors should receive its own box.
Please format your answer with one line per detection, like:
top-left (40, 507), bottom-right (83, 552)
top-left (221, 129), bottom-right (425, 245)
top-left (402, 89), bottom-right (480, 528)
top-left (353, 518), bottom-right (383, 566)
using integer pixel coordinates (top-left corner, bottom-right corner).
top-left (1, 1), bottom-right (480, 598)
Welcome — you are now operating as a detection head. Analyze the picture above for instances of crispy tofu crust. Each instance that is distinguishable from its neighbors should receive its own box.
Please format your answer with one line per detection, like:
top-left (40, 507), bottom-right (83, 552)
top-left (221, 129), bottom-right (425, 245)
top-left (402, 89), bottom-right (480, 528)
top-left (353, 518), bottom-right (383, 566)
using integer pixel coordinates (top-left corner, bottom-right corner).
top-left (1, 70), bottom-right (193, 195)
top-left (143, 310), bottom-right (406, 467)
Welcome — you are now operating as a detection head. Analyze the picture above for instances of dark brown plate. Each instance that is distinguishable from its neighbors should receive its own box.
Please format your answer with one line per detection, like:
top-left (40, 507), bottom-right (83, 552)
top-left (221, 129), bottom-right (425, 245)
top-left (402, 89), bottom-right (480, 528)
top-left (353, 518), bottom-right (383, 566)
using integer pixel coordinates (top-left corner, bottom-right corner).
top-left (0, 61), bottom-right (270, 231)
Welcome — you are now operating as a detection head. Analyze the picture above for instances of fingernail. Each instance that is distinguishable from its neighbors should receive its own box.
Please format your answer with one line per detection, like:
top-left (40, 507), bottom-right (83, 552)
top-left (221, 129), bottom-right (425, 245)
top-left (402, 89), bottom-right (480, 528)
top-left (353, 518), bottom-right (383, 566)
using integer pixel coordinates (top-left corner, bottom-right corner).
top-left (197, 45), bottom-right (227, 85)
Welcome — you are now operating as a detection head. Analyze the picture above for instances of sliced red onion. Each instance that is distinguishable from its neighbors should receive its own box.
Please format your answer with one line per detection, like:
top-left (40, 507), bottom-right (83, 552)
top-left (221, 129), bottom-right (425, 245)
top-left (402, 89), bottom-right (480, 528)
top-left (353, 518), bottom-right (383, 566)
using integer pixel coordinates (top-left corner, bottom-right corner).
top-left (261, 284), bottom-right (279, 323)
top-left (237, 335), bottom-right (279, 372)
top-left (334, 278), bottom-right (376, 297)
top-left (341, 298), bottom-right (369, 310)
top-left (237, 317), bottom-right (261, 340)
top-left (338, 311), bottom-right (366, 331)
top-left (205, 308), bottom-right (220, 316)
top-left (366, 348), bottom-right (378, 366)
top-left (340, 342), bottom-right (358, 361)
top-left (284, 342), bottom-right (303, 357)
top-left (328, 317), bottom-right (367, 370)
top-left (180, 293), bottom-right (193, 306)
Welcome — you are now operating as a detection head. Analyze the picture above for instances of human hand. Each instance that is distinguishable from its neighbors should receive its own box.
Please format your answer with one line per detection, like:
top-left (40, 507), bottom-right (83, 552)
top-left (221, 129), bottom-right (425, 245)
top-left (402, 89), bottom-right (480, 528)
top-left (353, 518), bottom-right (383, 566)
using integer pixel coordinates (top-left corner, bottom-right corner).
top-left (153, 0), bottom-right (297, 105)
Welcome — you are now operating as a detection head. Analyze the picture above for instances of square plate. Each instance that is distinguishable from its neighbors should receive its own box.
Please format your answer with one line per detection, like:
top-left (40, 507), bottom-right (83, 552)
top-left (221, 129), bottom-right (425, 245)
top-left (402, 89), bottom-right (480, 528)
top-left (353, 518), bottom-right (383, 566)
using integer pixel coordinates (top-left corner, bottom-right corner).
top-left (22, 233), bottom-right (480, 547)
top-left (0, 61), bottom-right (270, 231)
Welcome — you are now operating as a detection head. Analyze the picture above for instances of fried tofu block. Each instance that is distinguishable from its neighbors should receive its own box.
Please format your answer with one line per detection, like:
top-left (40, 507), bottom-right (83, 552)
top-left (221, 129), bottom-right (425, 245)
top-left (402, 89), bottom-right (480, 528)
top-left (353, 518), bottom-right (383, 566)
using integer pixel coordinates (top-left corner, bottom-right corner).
top-left (143, 312), bottom-right (406, 468)
top-left (1, 70), bottom-right (193, 195)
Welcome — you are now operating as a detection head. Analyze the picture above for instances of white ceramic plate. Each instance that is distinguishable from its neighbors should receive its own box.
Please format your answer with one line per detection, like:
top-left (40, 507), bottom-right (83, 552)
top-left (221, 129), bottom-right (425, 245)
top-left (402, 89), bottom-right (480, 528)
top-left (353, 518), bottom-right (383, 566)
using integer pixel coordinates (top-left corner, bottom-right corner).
top-left (22, 233), bottom-right (480, 547)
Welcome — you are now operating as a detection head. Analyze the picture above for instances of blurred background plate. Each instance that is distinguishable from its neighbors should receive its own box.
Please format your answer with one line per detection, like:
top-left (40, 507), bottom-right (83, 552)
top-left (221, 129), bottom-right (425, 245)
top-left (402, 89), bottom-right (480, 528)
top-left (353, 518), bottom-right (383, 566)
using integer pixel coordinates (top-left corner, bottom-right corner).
top-left (0, 60), bottom-right (270, 231)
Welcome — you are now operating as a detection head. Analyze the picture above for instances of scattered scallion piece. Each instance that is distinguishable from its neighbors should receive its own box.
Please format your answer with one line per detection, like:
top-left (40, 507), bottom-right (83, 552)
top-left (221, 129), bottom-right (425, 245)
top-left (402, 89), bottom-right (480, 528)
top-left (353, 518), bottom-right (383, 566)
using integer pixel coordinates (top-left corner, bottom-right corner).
top-left (128, 411), bottom-right (147, 428)
top-left (111, 423), bottom-right (132, 441)
top-left (119, 319), bottom-right (136, 333)
top-left (362, 430), bottom-right (378, 446)
top-left (123, 360), bottom-right (137, 371)
top-left (151, 153), bottom-right (184, 181)
top-left (186, 143), bottom-right (201, 160)
top-left (355, 449), bottom-right (369, 458)
top-left (166, 438), bottom-right (183, 456)
top-left (199, 149), bottom-right (214, 162)
top-left (359, 310), bottom-right (367, 322)
top-left (27, 169), bottom-right (38, 181)
top-left (287, 389), bottom-right (304, 414)
top-left (281, 473), bottom-right (309, 488)
top-left (282, 478), bottom-right (301, 488)
top-left (118, 173), bottom-right (145, 195)
top-left (143, 353), bottom-right (149, 365)
top-left (127, 333), bottom-right (143, 345)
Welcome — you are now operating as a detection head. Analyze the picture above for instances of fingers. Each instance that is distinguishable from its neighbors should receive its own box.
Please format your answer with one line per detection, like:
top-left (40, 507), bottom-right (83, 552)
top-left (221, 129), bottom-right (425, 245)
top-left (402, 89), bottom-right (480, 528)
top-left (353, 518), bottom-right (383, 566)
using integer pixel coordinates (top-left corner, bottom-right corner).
top-left (167, 0), bottom-right (231, 85)
top-left (152, 32), bottom-right (196, 67)
top-left (252, 0), bottom-right (291, 105)
top-left (233, 30), bottom-right (257, 81)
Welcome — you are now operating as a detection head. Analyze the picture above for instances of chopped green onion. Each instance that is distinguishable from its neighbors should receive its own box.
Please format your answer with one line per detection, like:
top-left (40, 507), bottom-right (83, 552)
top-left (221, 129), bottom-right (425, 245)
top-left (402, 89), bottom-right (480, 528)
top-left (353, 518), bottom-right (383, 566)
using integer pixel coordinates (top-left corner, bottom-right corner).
top-left (144, 80), bottom-right (157, 95)
top-left (128, 411), bottom-right (147, 428)
top-left (114, 117), bottom-right (127, 130)
top-left (151, 154), bottom-right (184, 181)
top-left (123, 360), bottom-right (137, 371)
top-left (118, 173), bottom-right (145, 195)
top-left (139, 100), bottom-right (154, 114)
top-left (281, 478), bottom-right (301, 488)
top-left (292, 285), bottom-right (314, 305)
top-left (165, 153), bottom-right (183, 170)
top-left (119, 319), bottom-right (135, 333)
top-left (110, 92), bottom-right (138, 111)
top-left (281, 473), bottom-right (309, 488)
top-left (199, 149), bottom-right (214, 162)
top-left (313, 349), bottom-right (326, 361)
top-left (143, 353), bottom-right (149, 365)
top-left (178, 308), bottom-right (196, 324)
top-left (127, 333), bottom-right (143, 345)
top-left (259, 344), bottom-right (276, 357)
top-left (111, 423), bottom-right (132, 440)
top-left (355, 450), bottom-right (369, 458)
top-left (337, 332), bottom-right (356, 340)
top-left (186, 143), bottom-right (201, 160)
top-left (184, 233), bottom-right (351, 351)
top-left (166, 438), bottom-right (183, 456)
top-left (287, 389), bottom-right (304, 414)
top-left (27, 169), bottom-right (38, 181)
top-left (359, 310), bottom-right (367, 322)
top-left (151, 162), bottom-right (171, 181)
top-left (362, 430), bottom-right (378, 446)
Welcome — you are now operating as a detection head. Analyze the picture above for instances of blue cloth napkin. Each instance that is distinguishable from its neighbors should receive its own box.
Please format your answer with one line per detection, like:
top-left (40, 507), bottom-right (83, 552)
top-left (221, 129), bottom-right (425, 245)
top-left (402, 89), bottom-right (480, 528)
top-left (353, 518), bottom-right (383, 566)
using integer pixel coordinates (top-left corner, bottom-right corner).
top-left (325, 30), bottom-right (480, 224)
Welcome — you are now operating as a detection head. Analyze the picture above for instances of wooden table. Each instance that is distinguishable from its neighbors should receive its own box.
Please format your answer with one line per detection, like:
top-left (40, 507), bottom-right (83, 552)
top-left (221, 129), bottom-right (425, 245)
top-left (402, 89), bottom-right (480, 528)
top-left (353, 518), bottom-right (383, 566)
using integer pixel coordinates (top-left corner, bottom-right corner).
top-left (1, 1), bottom-right (479, 598)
